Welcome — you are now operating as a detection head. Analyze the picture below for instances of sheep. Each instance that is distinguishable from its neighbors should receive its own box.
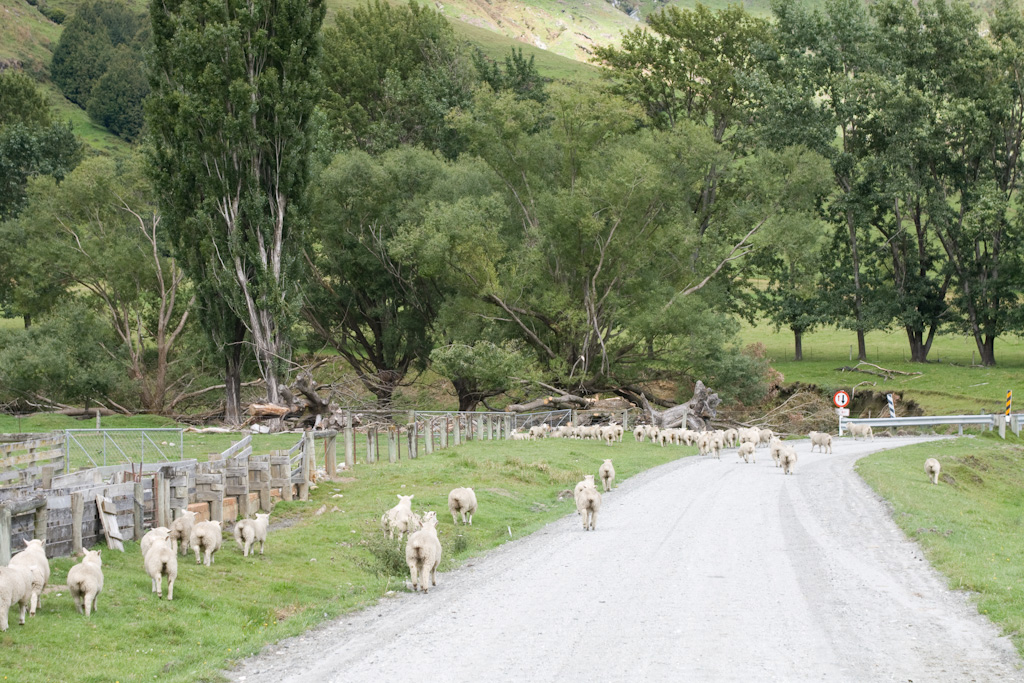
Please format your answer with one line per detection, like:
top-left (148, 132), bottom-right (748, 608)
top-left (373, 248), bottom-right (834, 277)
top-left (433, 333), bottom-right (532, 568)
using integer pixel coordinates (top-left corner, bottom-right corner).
top-left (0, 565), bottom-right (32, 630)
top-left (780, 446), bottom-right (798, 475)
top-left (758, 428), bottom-right (775, 448)
top-left (169, 510), bottom-right (198, 555)
top-left (528, 425), bottom-right (546, 440)
top-left (610, 423), bottom-right (624, 443)
top-left (381, 494), bottom-right (422, 539)
top-left (723, 428), bottom-right (739, 448)
top-left (600, 426), bottom-right (617, 446)
top-left (510, 431), bottom-right (531, 441)
top-left (66, 550), bottom-right (103, 618)
top-left (234, 513), bottom-right (271, 557)
top-left (190, 520), bottom-right (223, 566)
top-left (551, 425), bottom-right (571, 439)
top-left (646, 426), bottom-right (660, 443)
top-left (8, 538), bottom-right (49, 616)
top-left (738, 441), bottom-right (756, 464)
top-left (678, 429), bottom-right (696, 446)
top-left (574, 474), bottom-right (596, 508)
top-left (697, 432), bottom-right (711, 456)
top-left (657, 429), bottom-right (672, 447)
top-left (143, 536), bottom-right (177, 600)
top-left (633, 425), bottom-right (646, 443)
top-left (140, 527), bottom-right (171, 560)
top-left (709, 432), bottom-right (724, 459)
top-left (575, 482), bottom-right (602, 531)
top-left (738, 428), bottom-right (758, 447)
top-left (808, 431), bottom-right (833, 454)
top-left (448, 488), bottom-right (478, 525)
top-left (847, 423), bottom-right (874, 440)
top-left (598, 459), bottom-right (615, 492)
top-left (405, 511), bottom-right (442, 593)
top-left (769, 437), bottom-right (784, 467)
top-left (925, 458), bottom-right (941, 485)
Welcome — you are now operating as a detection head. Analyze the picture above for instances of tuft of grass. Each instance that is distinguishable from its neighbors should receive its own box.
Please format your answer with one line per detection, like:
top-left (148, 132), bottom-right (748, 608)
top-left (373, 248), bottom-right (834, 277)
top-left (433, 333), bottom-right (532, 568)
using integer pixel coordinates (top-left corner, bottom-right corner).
top-left (0, 433), bottom-right (693, 682)
top-left (856, 433), bottom-right (1024, 655)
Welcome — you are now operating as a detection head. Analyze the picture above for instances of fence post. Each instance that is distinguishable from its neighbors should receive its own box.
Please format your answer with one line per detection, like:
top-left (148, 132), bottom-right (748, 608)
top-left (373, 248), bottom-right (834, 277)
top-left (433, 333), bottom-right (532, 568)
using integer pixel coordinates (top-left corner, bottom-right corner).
top-left (133, 481), bottom-right (144, 540)
top-left (324, 433), bottom-right (337, 477)
top-left (424, 419), bottom-right (434, 454)
top-left (997, 414), bottom-right (1006, 439)
top-left (441, 417), bottom-right (449, 449)
top-left (621, 410), bottom-right (629, 430)
top-left (0, 505), bottom-right (10, 565)
top-left (408, 423), bottom-right (418, 459)
top-left (154, 471), bottom-right (166, 528)
top-left (71, 492), bottom-right (84, 555)
top-left (299, 432), bottom-right (313, 501)
top-left (367, 428), bottom-right (377, 463)
top-left (454, 417), bottom-right (462, 446)
top-left (388, 427), bottom-right (398, 463)
top-left (504, 414), bottom-right (511, 439)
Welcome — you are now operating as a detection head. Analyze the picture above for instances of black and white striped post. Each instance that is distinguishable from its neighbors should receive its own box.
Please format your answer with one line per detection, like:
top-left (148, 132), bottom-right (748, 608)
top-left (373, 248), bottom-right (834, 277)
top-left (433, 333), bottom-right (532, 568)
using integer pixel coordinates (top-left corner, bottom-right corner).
top-left (886, 393), bottom-right (896, 418)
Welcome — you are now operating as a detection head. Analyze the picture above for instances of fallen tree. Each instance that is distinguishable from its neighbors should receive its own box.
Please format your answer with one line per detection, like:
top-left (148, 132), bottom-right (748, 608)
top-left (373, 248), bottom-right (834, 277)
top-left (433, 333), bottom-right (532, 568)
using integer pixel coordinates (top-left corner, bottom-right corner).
top-left (639, 380), bottom-right (721, 431)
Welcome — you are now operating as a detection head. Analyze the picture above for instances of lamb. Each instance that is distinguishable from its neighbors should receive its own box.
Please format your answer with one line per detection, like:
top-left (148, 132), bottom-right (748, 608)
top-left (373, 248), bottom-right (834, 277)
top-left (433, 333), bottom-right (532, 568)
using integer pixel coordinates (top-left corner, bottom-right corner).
top-left (169, 510), bottom-right (198, 555)
top-left (709, 432), bottom-right (724, 459)
top-left (633, 425), bottom-right (646, 443)
top-left (738, 428), bottom-right (758, 447)
top-left (189, 520), bottom-right (223, 566)
top-left (528, 425), bottom-right (546, 440)
top-left (847, 423), bottom-right (874, 440)
top-left (510, 431), bottom-right (531, 441)
top-left (405, 511), bottom-right (442, 593)
top-left (600, 426), bottom-right (617, 446)
top-left (658, 429), bottom-right (673, 447)
top-left (575, 481), bottom-right (601, 531)
top-left (769, 437), bottom-right (784, 467)
top-left (381, 494), bottom-right (422, 539)
top-left (808, 431), bottom-right (833, 454)
top-left (574, 474), bottom-right (596, 508)
top-left (697, 432), bottom-right (711, 456)
top-left (925, 458), bottom-right (941, 485)
top-left (646, 426), bottom-right (660, 443)
top-left (738, 441), bottom-right (756, 464)
top-left (448, 488), bottom-right (478, 525)
top-left (758, 428), bottom-right (775, 448)
top-left (140, 527), bottom-right (171, 559)
top-left (723, 428), bottom-right (739, 448)
top-left (0, 565), bottom-right (32, 630)
top-left (8, 538), bottom-right (50, 616)
top-left (611, 424), bottom-right (624, 442)
top-left (679, 429), bottom-right (696, 446)
top-left (66, 550), bottom-right (103, 617)
top-left (598, 459), bottom-right (615, 492)
top-left (234, 513), bottom-right (270, 557)
top-left (143, 536), bottom-right (177, 600)
top-left (780, 446), bottom-right (798, 475)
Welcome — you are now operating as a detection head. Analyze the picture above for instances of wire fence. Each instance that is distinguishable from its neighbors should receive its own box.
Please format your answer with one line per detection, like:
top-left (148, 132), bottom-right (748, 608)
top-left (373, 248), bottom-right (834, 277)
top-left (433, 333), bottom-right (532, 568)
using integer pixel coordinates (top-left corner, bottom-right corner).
top-left (63, 428), bottom-right (185, 471)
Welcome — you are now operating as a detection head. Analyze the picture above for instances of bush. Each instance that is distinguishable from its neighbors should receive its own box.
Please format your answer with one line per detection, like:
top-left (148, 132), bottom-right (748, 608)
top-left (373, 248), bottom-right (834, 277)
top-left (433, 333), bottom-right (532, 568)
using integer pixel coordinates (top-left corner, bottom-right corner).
top-left (359, 531), bottom-right (408, 578)
top-left (39, 5), bottom-right (66, 23)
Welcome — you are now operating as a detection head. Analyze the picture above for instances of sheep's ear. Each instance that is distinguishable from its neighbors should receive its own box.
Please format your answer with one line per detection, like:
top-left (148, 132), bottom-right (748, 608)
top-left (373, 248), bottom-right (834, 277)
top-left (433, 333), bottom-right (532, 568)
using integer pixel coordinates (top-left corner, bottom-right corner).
top-left (396, 495), bottom-right (402, 500)
top-left (409, 494), bottom-right (414, 500)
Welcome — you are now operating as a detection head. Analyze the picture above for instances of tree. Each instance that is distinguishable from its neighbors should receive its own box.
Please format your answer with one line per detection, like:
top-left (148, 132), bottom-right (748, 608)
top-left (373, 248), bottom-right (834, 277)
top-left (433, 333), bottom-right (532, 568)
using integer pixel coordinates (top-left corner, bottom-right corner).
top-left (148, 0), bottom-right (326, 415)
top-left (320, 0), bottom-right (476, 158)
top-left (11, 153), bottom-right (194, 413)
top-left (86, 46), bottom-right (149, 140)
top-left (429, 340), bottom-right (530, 412)
top-left (473, 47), bottom-right (548, 103)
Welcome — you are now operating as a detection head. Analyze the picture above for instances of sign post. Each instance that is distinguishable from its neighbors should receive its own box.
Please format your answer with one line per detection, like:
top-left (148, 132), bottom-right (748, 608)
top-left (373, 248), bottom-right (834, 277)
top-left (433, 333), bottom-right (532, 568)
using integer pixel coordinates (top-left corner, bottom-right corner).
top-left (1007, 390), bottom-right (1012, 417)
top-left (834, 391), bottom-right (851, 435)
top-left (887, 393), bottom-right (896, 418)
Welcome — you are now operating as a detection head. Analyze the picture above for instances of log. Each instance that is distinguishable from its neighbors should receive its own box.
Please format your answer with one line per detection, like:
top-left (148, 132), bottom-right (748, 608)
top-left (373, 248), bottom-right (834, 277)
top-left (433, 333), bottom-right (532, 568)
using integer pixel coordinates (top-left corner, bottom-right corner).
top-left (640, 380), bottom-right (721, 431)
top-left (505, 394), bottom-right (589, 413)
top-left (247, 403), bottom-right (291, 417)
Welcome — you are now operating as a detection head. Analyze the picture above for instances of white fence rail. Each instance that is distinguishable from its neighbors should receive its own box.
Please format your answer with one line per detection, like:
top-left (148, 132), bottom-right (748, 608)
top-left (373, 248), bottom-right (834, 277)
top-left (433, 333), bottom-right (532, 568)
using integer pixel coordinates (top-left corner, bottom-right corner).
top-left (840, 413), bottom-right (1023, 438)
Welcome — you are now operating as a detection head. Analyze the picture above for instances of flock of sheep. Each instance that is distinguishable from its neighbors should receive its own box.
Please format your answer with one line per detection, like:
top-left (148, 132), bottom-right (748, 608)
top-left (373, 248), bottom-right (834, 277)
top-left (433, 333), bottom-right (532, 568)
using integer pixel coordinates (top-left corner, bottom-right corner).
top-left (0, 417), bottom-right (943, 619)
top-left (0, 508), bottom-right (273, 630)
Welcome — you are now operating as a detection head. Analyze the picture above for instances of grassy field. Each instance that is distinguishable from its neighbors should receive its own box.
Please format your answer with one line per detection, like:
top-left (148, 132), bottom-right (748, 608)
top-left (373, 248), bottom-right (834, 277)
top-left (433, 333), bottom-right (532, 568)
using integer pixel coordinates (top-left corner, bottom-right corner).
top-left (856, 433), bottom-right (1024, 656)
top-left (738, 324), bottom-right (1024, 416)
top-left (0, 434), bottom-right (691, 683)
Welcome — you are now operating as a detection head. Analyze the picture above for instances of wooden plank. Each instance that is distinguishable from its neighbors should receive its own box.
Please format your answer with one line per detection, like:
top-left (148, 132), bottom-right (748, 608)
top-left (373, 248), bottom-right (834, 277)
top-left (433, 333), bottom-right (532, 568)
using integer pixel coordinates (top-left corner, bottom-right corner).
top-left (0, 506), bottom-right (11, 565)
top-left (95, 493), bottom-right (124, 551)
top-left (71, 492), bottom-right (84, 555)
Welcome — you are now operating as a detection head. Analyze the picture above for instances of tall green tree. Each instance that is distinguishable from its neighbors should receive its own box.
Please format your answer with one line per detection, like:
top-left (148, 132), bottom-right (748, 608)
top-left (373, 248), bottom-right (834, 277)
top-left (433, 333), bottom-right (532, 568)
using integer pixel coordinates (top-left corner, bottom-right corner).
top-left (320, 0), bottom-right (476, 158)
top-left (148, 0), bottom-right (326, 416)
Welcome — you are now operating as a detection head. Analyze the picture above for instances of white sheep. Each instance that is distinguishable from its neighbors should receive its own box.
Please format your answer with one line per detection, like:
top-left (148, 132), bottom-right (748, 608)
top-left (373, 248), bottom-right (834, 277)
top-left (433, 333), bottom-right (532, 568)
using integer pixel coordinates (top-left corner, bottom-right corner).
top-left (678, 429), bottom-right (696, 446)
top-left (143, 536), bottom-right (177, 600)
top-left (598, 459), bottom-right (615, 492)
top-left (0, 565), bottom-right (32, 630)
top-left (925, 458), bottom-right (941, 485)
top-left (448, 488), bottom-right (478, 525)
top-left (646, 426), bottom-right (661, 443)
top-left (8, 538), bottom-right (49, 616)
top-left (758, 428), bottom-right (775, 448)
top-left (633, 425), bottom-right (646, 443)
top-left (510, 431), bottom-right (531, 441)
top-left (780, 446), bottom-right (798, 475)
top-left (140, 527), bottom-right (171, 560)
top-left (528, 425), bottom-right (546, 440)
top-left (169, 510), bottom-right (197, 555)
top-left (847, 423), bottom-right (874, 440)
top-left (189, 520), bottom-right (223, 566)
top-left (575, 482), bottom-right (602, 531)
top-left (769, 437), bottom-right (784, 467)
top-left (405, 511), bottom-right (442, 593)
top-left (574, 474), bottom-right (596, 509)
top-left (600, 426), bottom-right (617, 446)
top-left (66, 549), bottom-right (103, 617)
top-left (738, 441), bottom-right (756, 464)
top-left (723, 428), bottom-right (738, 448)
top-left (611, 423), bottom-right (625, 442)
top-left (808, 431), bottom-right (833, 454)
top-left (709, 432), bottom-right (724, 459)
top-left (234, 513), bottom-right (270, 557)
top-left (738, 427), bottom-right (758, 447)
top-left (381, 494), bottom-right (422, 539)
top-left (697, 432), bottom-right (711, 456)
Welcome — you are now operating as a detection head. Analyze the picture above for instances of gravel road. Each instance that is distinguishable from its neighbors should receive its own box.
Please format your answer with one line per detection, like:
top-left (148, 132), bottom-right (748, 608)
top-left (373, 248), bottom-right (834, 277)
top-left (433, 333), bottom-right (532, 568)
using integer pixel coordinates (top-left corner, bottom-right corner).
top-left (228, 437), bottom-right (1023, 682)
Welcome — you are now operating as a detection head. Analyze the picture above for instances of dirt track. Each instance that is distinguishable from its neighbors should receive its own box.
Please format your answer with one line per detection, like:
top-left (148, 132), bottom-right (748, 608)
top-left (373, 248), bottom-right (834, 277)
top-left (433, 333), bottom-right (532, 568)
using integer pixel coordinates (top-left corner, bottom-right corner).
top-left (228, 436), bottom-right (1023, 682)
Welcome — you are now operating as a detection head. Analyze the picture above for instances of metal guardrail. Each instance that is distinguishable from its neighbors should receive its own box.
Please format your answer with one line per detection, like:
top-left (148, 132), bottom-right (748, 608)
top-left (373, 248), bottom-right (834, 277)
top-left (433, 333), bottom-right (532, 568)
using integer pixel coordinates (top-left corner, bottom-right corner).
top-left (840, 413), bottom-right (1023, 438)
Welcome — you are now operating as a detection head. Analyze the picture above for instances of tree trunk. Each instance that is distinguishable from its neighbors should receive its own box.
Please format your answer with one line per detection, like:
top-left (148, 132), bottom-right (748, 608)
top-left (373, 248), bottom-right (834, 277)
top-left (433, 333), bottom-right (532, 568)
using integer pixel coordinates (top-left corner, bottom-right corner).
top-left (793, 328), bottom-right (803, 361)
top-left (23, 313), bottom-right (31, 329)
top-left (976, 334), bottom-right (996, 367)
top-left (640, 381), bottom-right (720, 431)
top-left (224, 337), bottom-right (244, 426)
top-left (856, 330), bottom-right (866, 361)
top-left (847, 210), bottom-right (867, 361)
top-left (905, 326), bottom-right (931, 363)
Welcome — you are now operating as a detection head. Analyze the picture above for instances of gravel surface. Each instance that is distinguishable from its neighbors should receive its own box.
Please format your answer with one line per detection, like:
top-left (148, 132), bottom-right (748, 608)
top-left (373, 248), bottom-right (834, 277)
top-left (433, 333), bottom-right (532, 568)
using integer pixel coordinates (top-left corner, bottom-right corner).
top-left (228, 436), bottom-right (1023, 683)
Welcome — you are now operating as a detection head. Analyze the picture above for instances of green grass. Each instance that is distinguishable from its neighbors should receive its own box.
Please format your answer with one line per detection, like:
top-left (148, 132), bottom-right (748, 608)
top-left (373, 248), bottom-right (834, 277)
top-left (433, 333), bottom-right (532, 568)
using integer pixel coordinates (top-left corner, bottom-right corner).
top-left (739, 323), bottom-right (1024, 415)
top-left (0, 435), bottom-right (693, 683)
top-left (856, 434), bottom-right (1024, 656)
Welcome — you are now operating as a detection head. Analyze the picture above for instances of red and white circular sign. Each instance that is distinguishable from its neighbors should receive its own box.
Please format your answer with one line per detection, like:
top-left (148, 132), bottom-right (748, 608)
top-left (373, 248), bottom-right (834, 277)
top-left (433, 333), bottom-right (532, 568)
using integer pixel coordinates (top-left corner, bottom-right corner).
top-left (833, 390), bottom-right (851, 408)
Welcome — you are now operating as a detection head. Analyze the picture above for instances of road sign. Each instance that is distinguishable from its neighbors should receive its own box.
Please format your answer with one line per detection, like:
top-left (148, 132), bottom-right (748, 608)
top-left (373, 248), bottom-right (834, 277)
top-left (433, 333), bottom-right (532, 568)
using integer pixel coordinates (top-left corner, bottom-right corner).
top-left (836, 408), bottom-right (850, 417)
top-left (887, 393), bottom-right (896, 418)
top-left (1007, 390), bottom-right (1013, 417)
top-left (833, 390), bottom-right (850, 408)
